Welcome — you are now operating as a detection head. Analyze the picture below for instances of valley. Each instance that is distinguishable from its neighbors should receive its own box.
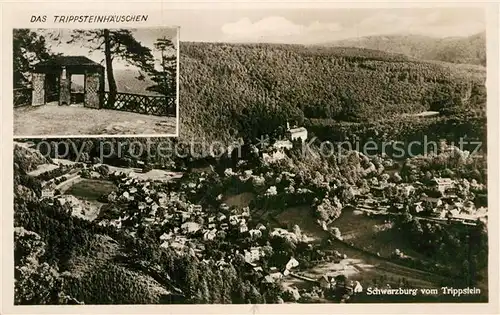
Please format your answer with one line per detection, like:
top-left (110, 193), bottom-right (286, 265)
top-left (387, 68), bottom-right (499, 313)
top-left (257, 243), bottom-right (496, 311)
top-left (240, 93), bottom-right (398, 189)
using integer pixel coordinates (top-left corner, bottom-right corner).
top-left (13, 132), bottom-right (488, 304)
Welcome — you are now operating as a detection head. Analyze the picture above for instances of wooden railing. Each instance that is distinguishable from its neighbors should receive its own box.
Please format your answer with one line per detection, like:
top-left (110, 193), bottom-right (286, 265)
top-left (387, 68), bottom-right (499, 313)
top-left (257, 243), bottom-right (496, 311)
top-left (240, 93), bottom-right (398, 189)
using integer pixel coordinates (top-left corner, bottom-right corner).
top-left (101, 91), bottom-right (176, 117)
top-left (13, 88), bottom-right (32, 107)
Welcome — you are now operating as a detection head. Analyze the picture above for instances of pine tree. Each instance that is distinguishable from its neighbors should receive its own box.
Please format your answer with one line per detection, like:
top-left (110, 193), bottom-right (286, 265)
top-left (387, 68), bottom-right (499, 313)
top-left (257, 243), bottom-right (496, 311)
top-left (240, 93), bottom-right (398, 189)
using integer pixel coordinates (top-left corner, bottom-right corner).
top-left (146, 37), bottom-right (177, 98)
top-left (65, 29), bottom-right (155, 106)
top-left (13, 29), bottom-right (55, 88)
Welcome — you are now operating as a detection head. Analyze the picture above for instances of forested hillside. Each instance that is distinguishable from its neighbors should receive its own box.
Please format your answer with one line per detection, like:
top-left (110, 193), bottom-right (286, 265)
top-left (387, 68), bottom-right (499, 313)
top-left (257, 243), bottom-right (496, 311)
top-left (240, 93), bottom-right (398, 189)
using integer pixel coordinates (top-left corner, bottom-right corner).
top-left (104, 69), bottom-right (162, 96)
top-left (179, 42), bottom-right (486, 142)
top-left (325, 32), bottom-right (486, 66)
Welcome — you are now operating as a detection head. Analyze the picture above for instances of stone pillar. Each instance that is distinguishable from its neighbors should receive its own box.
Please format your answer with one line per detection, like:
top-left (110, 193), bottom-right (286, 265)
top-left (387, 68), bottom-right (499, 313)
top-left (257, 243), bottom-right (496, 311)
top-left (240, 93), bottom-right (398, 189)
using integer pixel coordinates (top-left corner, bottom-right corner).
top-left (31, 73), bottom-right (45, 105)
top-left (84, 72), bottom-right (101, 109)
top-left (59, 67), bottom-right (71, 105)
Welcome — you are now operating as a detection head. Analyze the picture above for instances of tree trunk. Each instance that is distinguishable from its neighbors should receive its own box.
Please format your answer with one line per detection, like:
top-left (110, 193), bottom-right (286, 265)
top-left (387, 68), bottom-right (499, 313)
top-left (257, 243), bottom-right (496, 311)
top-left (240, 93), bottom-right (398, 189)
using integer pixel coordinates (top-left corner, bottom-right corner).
top-left (161, 49), bottom-right (167, 96)
top-left (104, 29), bottom-right (117, 106)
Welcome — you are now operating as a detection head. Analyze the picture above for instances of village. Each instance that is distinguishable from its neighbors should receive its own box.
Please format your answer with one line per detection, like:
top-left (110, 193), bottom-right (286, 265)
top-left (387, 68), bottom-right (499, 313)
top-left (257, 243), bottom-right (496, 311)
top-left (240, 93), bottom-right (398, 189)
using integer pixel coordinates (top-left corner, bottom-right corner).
top-left (260, 123), bottom-right (488, 228)
top-left (26, 147), bottom-right (365, 302)
top-left (18, 119), bottom-right (488, 303)
top-left (93, 167), bottom-right (365, 302)
top-left (352, 175), bottom-right (488, 227)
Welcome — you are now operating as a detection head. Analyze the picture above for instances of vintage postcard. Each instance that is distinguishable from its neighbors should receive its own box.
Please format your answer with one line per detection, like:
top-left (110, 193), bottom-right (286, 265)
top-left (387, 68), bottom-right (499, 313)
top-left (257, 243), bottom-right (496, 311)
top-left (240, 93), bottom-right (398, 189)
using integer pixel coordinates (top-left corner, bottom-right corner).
top-left (12, 25), bottom-right (179, 137)
top-left (1, 1), bottom-right (499, 315)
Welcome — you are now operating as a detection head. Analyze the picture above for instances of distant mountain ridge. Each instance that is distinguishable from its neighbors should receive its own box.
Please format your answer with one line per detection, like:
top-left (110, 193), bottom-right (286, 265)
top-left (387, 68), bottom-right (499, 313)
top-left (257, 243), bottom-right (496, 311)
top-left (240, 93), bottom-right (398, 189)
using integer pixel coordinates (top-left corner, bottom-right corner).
top-left (105, 69), bottom-right (161, 96)
top-left (320, 32), bottom-right (486, 66)
top-left (70, 69), bottom-right (161, 96)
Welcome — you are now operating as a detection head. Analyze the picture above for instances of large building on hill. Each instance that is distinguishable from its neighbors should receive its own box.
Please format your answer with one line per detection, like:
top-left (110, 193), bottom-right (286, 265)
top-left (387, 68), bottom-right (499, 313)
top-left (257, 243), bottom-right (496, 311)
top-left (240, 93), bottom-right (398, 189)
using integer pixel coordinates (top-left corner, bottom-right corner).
top-left (286, 122), bottom-right (308, 142)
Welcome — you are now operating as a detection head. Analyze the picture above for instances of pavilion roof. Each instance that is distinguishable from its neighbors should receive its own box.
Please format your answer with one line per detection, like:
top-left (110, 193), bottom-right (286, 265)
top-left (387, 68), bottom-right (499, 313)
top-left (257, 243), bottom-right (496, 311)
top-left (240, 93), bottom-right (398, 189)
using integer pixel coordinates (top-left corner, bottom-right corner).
top-left (34, 56), bottom-right (104, 71)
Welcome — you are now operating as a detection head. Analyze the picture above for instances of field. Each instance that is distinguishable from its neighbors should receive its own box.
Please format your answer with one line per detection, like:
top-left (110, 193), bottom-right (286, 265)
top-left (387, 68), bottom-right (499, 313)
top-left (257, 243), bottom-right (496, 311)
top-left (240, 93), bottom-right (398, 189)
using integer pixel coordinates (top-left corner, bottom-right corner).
top-left (331, 209), bottom-right (424, 259)
top-left (274, 206), bottom-right (461, 301)
top-left (275, 206), bottom-right (329, 241)
top-left (223, 192), bottom-right (255, 208)
top-left (65, 179), bottom-right (117, 201)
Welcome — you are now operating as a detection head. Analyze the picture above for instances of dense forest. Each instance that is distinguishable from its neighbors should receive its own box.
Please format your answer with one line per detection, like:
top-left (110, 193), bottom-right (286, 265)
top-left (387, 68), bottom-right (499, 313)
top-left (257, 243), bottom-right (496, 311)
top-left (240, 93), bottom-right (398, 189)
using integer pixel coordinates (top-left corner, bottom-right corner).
top-left (15, 40), bottom-right (487, 171)
top-left (178, 42), bottom-right (486, 143)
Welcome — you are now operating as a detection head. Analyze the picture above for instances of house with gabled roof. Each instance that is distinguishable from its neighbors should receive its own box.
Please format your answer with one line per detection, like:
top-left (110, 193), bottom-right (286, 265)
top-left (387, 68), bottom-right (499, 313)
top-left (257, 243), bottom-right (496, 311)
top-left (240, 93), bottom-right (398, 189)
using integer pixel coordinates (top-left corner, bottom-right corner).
top-left (318, 275), bottom-right (332, 289)
top-left (430, 177), bottom-right (454, 194)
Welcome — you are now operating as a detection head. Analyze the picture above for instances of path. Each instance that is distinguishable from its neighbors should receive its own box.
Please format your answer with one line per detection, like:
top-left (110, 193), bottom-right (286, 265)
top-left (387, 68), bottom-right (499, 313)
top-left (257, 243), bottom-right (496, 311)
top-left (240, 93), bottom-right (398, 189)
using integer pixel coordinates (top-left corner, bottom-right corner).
top-left (27, 164), bottom-right (59, 177)
top-left (325, 236), bottom-right (454, 286)
top-left (14, 103), bottom-right (176, 136)
top-left (106, 164), bottom-right (183, 182)
top-left (289, 272), bottom-right (317, 283)
top-left (354, 205), bottom-right (477, 226)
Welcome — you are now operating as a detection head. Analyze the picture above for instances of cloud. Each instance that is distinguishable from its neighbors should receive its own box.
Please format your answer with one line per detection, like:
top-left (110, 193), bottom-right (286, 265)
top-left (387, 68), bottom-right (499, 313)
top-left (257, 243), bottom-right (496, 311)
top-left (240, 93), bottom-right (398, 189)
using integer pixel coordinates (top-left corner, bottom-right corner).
top-left (221, 16), bottom-right (342, 43)
top-left (354, 11), bottom-right (484, 38)
top-left (217, 9), bottom-right (485, 44)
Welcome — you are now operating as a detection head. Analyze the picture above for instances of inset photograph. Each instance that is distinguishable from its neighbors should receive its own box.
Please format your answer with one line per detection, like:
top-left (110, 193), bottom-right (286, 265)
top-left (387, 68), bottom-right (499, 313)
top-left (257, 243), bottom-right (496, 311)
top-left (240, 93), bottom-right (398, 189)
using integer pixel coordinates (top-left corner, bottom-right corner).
top-left (13, 27), bottom-right (179, 137)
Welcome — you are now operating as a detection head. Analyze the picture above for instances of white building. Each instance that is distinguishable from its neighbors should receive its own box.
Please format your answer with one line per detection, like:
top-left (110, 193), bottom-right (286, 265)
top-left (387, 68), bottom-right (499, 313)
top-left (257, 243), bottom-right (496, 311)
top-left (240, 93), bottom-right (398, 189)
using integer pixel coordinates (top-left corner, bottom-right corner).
top-left (285, 257), bottom-right (300, 271)
top-left (273, 140), bottom-right (293, 150)
top-left (249, 229), bottom-right (262, 239)
top-left (353, 281), bottom-right (363, 293)
top-left (239, 222), bottom-right (248, 233)
top-left (203, 229), bottom-right (217, 241)
top-left (431, 177), bottom-right (454, 194)
top-left (269, 271), bottom-right (283, 281)
top-left (244, 247), bottom-right (262, 263)
top-left (263, 151), bottom-right (287, 163)
top-left (229, 215), bottom-right (240, 226)
top-left (41, 189), bottom-right (54, 199)
top-left (190, 204), bottom-right (203, 213)
top-left (256, 223), bottom-right (267, 231)
top-left (289, 127), bottom-right (308, 142)
top-left (181, 222), bottom-right (201, 234)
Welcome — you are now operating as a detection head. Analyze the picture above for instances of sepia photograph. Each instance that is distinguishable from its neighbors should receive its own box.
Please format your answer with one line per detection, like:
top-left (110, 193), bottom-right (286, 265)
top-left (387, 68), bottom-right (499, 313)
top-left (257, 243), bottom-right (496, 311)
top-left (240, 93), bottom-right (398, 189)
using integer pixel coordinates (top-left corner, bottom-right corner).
top-left (6, 3), bottom-right (497, 313)
top-left (13, 27), bottom-right (179, 137)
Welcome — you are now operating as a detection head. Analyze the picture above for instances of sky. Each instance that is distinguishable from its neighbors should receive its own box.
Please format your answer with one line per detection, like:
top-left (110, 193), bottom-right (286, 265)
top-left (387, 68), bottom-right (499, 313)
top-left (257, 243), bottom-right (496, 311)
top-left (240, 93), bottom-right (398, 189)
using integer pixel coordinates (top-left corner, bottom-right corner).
top-left (164, 7), bottom-right (485, 44)
top-left (39, 28), bottom-right (178, 70)
top-left (34, 8), bottom-right (485, 71)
